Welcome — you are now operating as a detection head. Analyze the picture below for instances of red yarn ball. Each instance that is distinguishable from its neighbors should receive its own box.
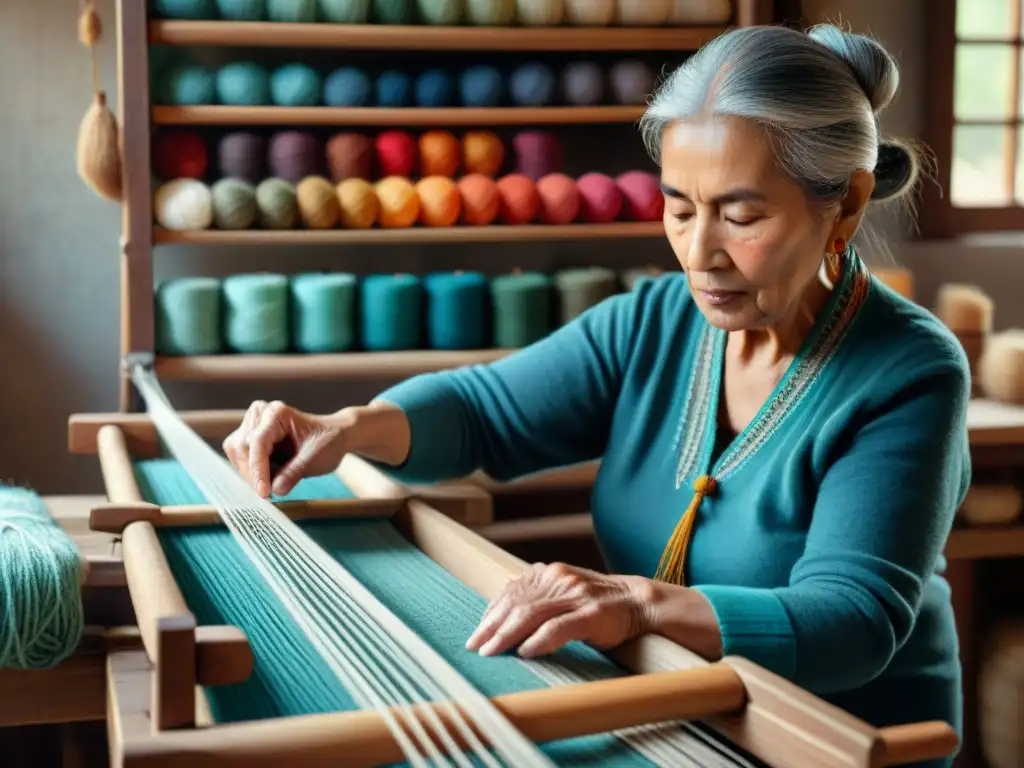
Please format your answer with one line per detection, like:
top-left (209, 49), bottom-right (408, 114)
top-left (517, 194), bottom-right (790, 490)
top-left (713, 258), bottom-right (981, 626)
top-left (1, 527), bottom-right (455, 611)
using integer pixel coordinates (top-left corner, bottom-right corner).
top-left (375, 130), bottom-right (417, 178)
top-left (152, 129), bottom-right (208, 181)
top-left (458, 173), bottom-right (500, 226)
top-left (512, 130), bottom-right (563, 181)
top-left (535, 173), bottom-right (580, 224)
top-left (576, 172), bottom-right (623, 223)
top-left (616, 171), bottom-right (664, 221)
top-left (496, 174), bottom-right (539, 225)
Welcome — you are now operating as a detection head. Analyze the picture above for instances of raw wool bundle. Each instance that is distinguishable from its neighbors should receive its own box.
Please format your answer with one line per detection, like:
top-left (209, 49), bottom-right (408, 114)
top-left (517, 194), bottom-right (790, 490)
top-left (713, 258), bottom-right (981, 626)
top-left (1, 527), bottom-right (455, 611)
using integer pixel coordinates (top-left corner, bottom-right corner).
top-left (75, 0), bottom-right (122, 202)
top-left (935, 282), bottom-right (994, 396)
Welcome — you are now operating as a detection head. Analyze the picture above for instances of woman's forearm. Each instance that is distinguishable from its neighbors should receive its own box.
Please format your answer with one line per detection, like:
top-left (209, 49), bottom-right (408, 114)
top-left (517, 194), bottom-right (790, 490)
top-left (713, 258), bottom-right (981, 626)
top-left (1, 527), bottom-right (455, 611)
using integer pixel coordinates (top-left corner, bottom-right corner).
top-left (630, 577), bottom-right (724, 661)
top-left (327, 401), bottom-right (412, 467)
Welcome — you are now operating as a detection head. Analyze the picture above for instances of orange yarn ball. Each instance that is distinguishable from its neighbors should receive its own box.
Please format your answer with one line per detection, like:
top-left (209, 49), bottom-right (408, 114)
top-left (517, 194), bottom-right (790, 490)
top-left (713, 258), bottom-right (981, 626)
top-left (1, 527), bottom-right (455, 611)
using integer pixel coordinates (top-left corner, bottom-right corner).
top-left (416, 176), bottom-right (461, 227)
top-left (296, 175), bottom-right (341, 229)
top-left (535, 173), bottom-right (580, 224)
top-left (336, 178), bottom-right (379, 229)
top-left (374, 176), bottom-right (420, 228)
top-left (496, 173), bottom-right (538, 225)
top-left (419, 130), bottom-right (460, 177)
top-left (458, 173), bottom-right (500, 226)
top-left (462, 130), bottom-right (505, 177)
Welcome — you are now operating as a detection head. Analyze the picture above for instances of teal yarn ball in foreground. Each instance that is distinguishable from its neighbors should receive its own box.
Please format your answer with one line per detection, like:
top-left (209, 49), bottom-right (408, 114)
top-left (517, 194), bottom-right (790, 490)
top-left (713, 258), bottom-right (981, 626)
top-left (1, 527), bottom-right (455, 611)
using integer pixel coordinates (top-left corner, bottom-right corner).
top-left (361, 274), bottom-right (423, 351)
top-left (465, 0), bottom-right (514, 24)
top-left (158, 64), bottom-right (217, 106)
top-left (271, 64), bottom-right (322, 107)
top-left (417, 0), bottom-right (463, 24)
top-left (490, 271), bottom-right (553, 348)
top-left (425, 271), bottom-right (488, 350)
top-left (318, 0), bottom-right (370, 21)
top-left (372, 0), bottom-right (417, 22)
top-left (156, 277), bottom-right (224, 355)
top-left (0, 487), bottom-right (84, 670)
top-left (223, 274), bottom-right (290, 353)
top-left (216, 62), bottom-right (270, 106)
top-left (154, 0), bottom-right (216, 18)
top-left (291, 273), bottom-right (357, 353)
top-left (267, 0), bottom-right (317, 21)
top-left (216, 0), bottom-right (266, 18)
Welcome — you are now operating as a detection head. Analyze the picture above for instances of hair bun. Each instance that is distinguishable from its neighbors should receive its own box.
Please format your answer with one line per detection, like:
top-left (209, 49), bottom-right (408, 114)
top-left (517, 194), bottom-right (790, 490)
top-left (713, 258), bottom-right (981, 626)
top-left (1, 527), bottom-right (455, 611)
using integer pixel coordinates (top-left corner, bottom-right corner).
top-left (872, 141), bottom-right (917, 201)
top-left (808, 24), bottom-right (899, 112)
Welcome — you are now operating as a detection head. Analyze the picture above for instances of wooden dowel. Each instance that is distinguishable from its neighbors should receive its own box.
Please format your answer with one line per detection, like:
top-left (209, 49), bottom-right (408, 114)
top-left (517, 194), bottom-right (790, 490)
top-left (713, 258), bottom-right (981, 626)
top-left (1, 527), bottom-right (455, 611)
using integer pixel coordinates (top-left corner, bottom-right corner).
top-left (98, 426), bottom-right (144, 502)
top-left (69, 410), bottom-right (247, 456)
top-left (475, 513), bottom-right (594, 544)
top-left (874, 722), bottom-right (959, 767)
top-left (335, 454), bottom-right (410, 499)
top-left (465, 461), bottom-right (600, 493)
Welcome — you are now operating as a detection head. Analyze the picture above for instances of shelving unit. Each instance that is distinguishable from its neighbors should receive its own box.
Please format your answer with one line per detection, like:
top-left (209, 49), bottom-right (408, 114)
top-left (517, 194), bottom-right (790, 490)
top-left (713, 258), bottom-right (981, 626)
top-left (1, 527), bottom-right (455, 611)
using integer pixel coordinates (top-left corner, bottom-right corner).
top-left (115, 0), bottom-right (774, 411)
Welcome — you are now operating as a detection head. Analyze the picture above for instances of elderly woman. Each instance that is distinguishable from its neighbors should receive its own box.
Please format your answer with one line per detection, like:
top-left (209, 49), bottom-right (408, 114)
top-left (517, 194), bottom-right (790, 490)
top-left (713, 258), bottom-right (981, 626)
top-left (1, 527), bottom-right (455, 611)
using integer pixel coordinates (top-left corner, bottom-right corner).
top-left (225, 23), bottom-right (969, 766)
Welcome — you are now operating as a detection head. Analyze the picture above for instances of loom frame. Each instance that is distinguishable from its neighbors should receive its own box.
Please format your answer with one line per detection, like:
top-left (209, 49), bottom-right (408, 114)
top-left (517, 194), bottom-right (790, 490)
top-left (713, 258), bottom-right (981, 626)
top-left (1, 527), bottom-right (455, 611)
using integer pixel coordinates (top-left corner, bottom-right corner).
top-left (70, 411), bottom-right (958, 768)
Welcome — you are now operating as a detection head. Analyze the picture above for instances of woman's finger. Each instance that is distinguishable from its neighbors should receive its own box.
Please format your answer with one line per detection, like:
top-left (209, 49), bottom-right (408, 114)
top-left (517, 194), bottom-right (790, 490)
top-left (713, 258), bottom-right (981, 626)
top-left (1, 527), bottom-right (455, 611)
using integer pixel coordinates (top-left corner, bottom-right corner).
top-left (517, 610), bottom-right (592, 658)
top-left (465, 593), bottom-right (513, 652)
top-left (248, 404), bottom-right (288, 497)
top-left (477, 601), bottom-right (565, 657)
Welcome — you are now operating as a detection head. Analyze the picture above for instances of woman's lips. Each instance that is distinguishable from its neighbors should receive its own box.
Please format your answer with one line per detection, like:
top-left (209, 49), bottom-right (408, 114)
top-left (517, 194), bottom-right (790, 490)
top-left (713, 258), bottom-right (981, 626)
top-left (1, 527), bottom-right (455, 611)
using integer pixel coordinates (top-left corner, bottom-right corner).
top-left (698, 289), bottom-right (744, 306)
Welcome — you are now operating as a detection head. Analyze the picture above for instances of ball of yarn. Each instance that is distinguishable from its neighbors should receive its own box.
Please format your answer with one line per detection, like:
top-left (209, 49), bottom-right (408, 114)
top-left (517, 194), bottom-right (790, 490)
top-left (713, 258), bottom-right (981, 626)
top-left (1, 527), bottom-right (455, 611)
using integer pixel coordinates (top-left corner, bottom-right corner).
top-left (458, 173), bottom-right (500, 225)
top-left (465, 0), bottom-right (514, 24)
top-left (416, 176), bottom-right (461, 227)
top-left (576, 172), bottom-right (622, 223)
top-left (216, 0), bottom-right (267, 19)
top-left (223, 274), bottom-right (290, 354)
top-left (555, 266), bottom-right (619, 324)
top-left (211, 178), bottom-right (258, 230)
top-left (417, 0), bottom-right (463, 23)
top-left (154, 179), bottom-right (214, 230)
top-left (668, 0), bottom-right (731, 23)
top-left (291, 273), bottom-right (357, 353)
top-left (154, 0), bottom-right (216, 18)
top-left (376, 70), bottom-right (413, 106)
top-left (536, 173), bottom-right (580, 224)
top-left (373, 0), bottom-right (417, 22)
top-left (462, 130), bottom-right (505, 176)
top-left (615, 0), bottom-right (670, 24)
top-left (336, 178), bottom-right (379, 228)
top-left (415, 69), bottom-right (457, 107)
top-left (158, 64), bottom-right (216, 105)
top-left (564, 0), bottom-right (614, 24)
top-left (270, 63), bottom-right (322, 107)
top-left (496, 174), bottom-right (538, 224)
top-left (296, 176), bottom-right (342, 229)
top-left (561, 61), bottom-right (604, 105)
top-left (152, 129), bottom-right (208, 181)
top-left (0, 487), bottom-right (85, 670)
top-left (267, 0), bottom-right (316, 20)
top-left (609, 59), bottom-right (655, 105)
top-left (616, 170), bottom-right (663, 221)
top-left (375, 130), bottom-right (417, 177)
top-left (326, 132), bottom-right (373, 181)
top-left (516, 0), bottom-right (563, 24)
top-left (217, 132), bottom-right (265, 183)
top-left (509, 63), bottom-right (556, 106)
top-left (375, 176), bottom-right (420, 228)
top-left (361, 274), bottom-right (423, 351)
top-left (256, 178), bottom-right (299, 229)
top-left (513, 130), bottom-right (563, 181)
top-left (318, 0), bottom-right (370, 21)
top-left (419, 130), bottom-right (460, 177)
top-left (216, 62), bottom-right (270, 106)
top-left (268, 131), bottom-right (321, 182)
top-left (324, 67), bottom-right (373, 107)
top-left (460, 66), bottom-right (505, 107)
top-left (156, 277), bottom-right (223, 355)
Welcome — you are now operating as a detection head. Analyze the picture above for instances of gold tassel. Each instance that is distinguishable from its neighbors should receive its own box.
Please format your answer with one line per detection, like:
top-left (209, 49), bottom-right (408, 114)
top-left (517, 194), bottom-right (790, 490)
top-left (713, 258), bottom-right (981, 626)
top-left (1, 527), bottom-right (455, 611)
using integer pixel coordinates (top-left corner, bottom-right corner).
top-left (653, 474), bottom-right (717, 585)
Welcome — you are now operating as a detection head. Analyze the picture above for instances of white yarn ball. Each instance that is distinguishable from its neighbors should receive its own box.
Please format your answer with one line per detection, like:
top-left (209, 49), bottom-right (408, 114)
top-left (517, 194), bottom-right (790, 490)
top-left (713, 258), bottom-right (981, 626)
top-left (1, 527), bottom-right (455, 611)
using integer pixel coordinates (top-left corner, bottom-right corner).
top-left (615, 0), bottom-right (670, 25)
top-left (564, 0), bottom-right (614, 25)
top-left (668, 0), bottom-right (731, 24)
top-left (516, 0), bottom-right (563, 24)
top-left (154, 179), bottom-right (214, 231)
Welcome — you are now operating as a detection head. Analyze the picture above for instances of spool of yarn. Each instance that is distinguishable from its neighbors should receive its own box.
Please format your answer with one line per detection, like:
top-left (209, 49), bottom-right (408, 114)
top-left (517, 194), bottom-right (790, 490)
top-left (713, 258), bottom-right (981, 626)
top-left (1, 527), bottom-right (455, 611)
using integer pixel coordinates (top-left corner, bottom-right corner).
top-left (577, 172), bottom-right (623, 223)
top-left (268, 131), bottom-right (321, 182)
top-left (217, 132), bottom-right (265, 183)
top-left (458, 173), bottom-right (500, 225)
top-left (564, 0), bottom-right (614, 24)
top-left (509, 63), bottom-right (556, 106)
top-left (290, 273), bottom-right (357, 353)
top-left (152, 129), bottom-right (208, 181)
top-left (536, 173), bottom-right (579, 224)
top-left (979, 330), bottom-right (1024, 405)
top-left (465, 0), bottom-right (515, 24)
top-left (460, 66), bottom-right (505, 107)
top-left (609, 59), bottom-right (655, 105)
top-left (216, 0), bottom-right (267, 19)
top-left (154, 179), bottom-right (214, 230)
top-left (513, 130), bottom-right (563, 181)
top-left (222, 274), bottom-right (290, 354)
top-left (425, 271), bottom-right (488, 349)
top-left (419, 130), bottom-right (460, 177)
top-left (516, 0), bottom-right (563, 24)
top-left (980, 619), bottom-right (1024, 768)
top-left (615, 0), bottom-right (670, 24)
top-left (959, 484), bottom-right (1023, 526)
top-left (415, 70), bottom-right (457, 107)
top-left (616, 170), bottom-right (663, 221)
top-left (155, 277), bottom-right (223, 355)
top-left (216, 62), bottom-right (270, 106)
top-left (621, 265), bottom-right (663, 291)
top-left (554, 267), bottom-right (619, 324)
top-left (155, 0), bottom-right (217, 17)
top-left (256, 178), bottom-right (299, 229)
top-left (211, 178), bottom-right (258, 230)
top-left (416, 176), bottom-right (461, 227)
top-left (326, 132), bottom-right (373, 182)
top-left (935, 283), bottom-right (994, 395)
top-left (376, 70), bottom-right (414, 106)
top-left (417, 0), bottom-right (463, 23)
top-left (270, 63), bottom-right (322, 107)
top-left (296, 176), bottom-right (342, 229)
top-left (323, 67), bottom-right (374, 107)
top-left (373, 0), bottom-right (417, 22)
top-left (375, 176), bottom-right (420, 228)
top-left (360, 273), bottom-right (423, 351)
top-left (267, 0), bottom-right (316, 20)
top-left (375, 130), bottom-right (418, 177)
top-left (561, 61), bottom-right (604, 105)
top-left (462, 130), bottom-right (505, 176)
top-left (336, 178), bottom-right (379, 228)
top-left (0, 486), bottom-right (85, 670)
top-left (496, 174), bottom-right (539, 224)
top-left (490, 271), bottom-right (553, 348)
top-left (318, 0), bottom-right (370, 21)
top-left (668, 0), bottom-right (731, 23)
top-left (158, 64), bottom-right (217, 105)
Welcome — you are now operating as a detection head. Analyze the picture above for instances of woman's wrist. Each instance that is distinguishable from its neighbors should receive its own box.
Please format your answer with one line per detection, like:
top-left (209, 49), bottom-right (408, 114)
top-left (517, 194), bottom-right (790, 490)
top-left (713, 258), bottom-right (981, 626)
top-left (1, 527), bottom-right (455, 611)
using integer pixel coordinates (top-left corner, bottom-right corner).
top-left (323, 401), bottom-right (412, 467)
top-left (625, 576), bottom-right (724, 661)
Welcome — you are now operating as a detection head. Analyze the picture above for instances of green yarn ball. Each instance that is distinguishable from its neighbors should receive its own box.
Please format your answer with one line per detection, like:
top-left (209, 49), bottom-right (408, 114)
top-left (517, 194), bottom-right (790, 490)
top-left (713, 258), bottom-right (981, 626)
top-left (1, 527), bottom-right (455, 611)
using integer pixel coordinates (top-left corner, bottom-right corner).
top-left (267, 0), bottom-right (316, 20)
top-left (318, 0), bottom-right (370, 21)
top-left (372, 0), bottom-right (416, 22)
top-left (465, 0), bottom-right (513, 24)
top-left (211, 178), bottom-right (258, 230)
top-left (417, 0), bottom-right (463, 24)
top-left (291, 273), bottom-right (357, 353)
top-left (256, 178), bottom-right (299, 229)
top-left (157, 64), bottom-right (217, 106)
top-left (156, 277), bottom-right (224, 355)
top-left (215, 0), bottom-right (266, 18)
top-left (223, 274), bottom-right (290, 354)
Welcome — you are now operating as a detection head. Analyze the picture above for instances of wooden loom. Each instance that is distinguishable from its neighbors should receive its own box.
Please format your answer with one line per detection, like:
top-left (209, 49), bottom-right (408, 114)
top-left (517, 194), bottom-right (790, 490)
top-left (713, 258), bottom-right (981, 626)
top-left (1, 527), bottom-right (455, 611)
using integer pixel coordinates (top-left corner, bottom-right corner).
top-left (54, 410), bottom-right (959, 768)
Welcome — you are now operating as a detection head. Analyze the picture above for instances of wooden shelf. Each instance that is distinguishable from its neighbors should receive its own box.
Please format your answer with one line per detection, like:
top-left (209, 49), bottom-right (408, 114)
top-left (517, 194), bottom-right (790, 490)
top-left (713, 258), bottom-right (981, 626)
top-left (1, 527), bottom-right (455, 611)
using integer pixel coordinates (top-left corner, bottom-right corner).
top-left (151, 105), bottom-right (646, 127)
top-left (946, 526), bottom-right (1024, 560)
top-left (153, 349), bottom-right (515, 381)
top-left (148, 20), bottom-right (725, 51)
top-left (153, 221), bottom-right (665, 245)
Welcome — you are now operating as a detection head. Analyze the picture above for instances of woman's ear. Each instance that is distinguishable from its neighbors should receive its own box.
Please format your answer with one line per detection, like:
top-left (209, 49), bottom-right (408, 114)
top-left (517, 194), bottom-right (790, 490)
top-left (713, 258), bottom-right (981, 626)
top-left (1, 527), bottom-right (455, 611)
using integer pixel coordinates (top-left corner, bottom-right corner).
top-left (831, 169), bottom-right (875, 241)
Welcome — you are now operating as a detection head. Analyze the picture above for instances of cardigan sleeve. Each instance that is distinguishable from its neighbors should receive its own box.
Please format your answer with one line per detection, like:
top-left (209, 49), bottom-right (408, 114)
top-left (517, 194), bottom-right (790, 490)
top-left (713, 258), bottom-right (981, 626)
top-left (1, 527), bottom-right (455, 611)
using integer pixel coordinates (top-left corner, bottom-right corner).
top-left (694, 357), bottom-right (972, 694)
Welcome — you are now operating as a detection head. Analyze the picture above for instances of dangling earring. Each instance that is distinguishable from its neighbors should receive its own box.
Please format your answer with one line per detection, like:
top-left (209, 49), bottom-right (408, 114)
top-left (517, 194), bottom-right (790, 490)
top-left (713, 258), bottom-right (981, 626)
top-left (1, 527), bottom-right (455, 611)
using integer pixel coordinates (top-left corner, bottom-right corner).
top-left (831, 237), bottom-right (846, 255)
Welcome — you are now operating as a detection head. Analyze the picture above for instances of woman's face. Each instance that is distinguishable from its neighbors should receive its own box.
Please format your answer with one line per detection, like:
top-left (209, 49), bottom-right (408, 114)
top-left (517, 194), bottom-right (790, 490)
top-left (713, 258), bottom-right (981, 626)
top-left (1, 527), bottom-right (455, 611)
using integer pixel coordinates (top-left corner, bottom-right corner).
top-left (659, 117), bottom-right (861, 333)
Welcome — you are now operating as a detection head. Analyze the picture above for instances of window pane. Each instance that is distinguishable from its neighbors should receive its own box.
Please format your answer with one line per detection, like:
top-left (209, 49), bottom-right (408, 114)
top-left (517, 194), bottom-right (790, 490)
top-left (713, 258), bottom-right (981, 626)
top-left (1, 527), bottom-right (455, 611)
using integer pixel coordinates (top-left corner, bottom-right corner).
top-left (951, 124), bottom-right (1012, 206)
top-left (1015, 126), bottom-right (1024, 202)
top-left (957, 0), bottom-right (1015, 39)
top-left (955, 44), bottom-right (1016, 119)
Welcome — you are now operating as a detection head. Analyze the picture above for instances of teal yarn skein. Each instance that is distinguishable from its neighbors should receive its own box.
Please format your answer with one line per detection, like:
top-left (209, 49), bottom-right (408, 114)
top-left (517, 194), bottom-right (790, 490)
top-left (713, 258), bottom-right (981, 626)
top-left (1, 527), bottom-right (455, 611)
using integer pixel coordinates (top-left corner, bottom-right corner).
top-left (223, 274), bottom-right (290, 354)
top-left (271, 64), bottom-right (322, 107)
top-left (417, 0), bottom-right (463, 24)
top-left (156, 277), bottom-right (224, 355)
top-left (424, 271), bottom-right (488, 350)
top-left (0, 487), bottom-right (84, 670)
top-left (291, 273), bottom-right (357, 353)
top-left (318, 0), bottom-right (370, 21)
top-left (216, 0), bottom-right (266, 18)
top-left (267, 0), bottom-right (317, 21)
top-left (158, 64), bottom-right (217, 106)
top-left (372, 0), bottom-right (417, 22)
top-left (490, 271), bottom-right (553, 348)
top-left (465, 0), bottom-right (514, 24)
top-left (360, 274), bottom-right (422, 351)
top-left (216, 62), bottom-right (270, 106)
top-left (154, 0), bottom-right (217, 18)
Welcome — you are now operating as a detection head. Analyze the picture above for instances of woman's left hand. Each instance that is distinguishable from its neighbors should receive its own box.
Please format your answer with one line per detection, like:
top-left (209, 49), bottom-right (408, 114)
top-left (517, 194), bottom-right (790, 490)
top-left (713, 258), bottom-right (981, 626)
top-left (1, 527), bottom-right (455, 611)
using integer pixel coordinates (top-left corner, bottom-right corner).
top-left (465, 562), bottom-right (653, 658)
